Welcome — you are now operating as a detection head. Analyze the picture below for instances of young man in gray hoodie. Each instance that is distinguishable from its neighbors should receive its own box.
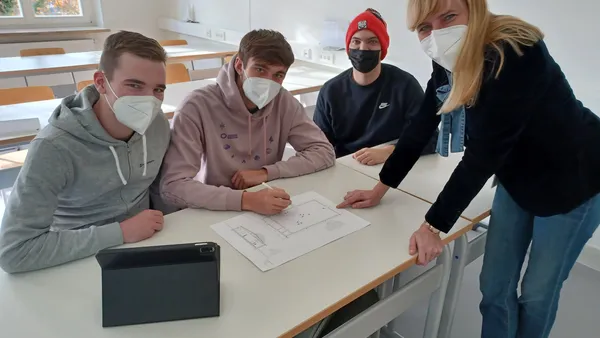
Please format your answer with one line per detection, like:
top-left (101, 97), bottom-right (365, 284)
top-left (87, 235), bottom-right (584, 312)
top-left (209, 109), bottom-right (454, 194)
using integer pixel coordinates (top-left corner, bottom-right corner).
top-left (0, 31), bottom-right (171, 273)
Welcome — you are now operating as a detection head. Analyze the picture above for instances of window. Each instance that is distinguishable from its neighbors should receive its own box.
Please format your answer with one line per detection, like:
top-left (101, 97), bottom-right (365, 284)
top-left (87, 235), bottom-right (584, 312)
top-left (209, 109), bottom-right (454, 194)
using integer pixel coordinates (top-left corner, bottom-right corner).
top-left (34, 0), bottom-right (83, 17)
top-left (0, 0), bottom-right (96, 26)
top-left (0, 0), bottom-right (23, 17)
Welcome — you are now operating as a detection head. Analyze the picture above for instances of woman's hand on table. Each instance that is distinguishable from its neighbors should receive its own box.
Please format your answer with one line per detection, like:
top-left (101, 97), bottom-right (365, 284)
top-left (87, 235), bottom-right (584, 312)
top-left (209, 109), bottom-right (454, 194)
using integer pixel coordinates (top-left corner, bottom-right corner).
top-left (410, 222), bottom-right (444, 266)
top-left (337, 182), bottom-right (390, 209)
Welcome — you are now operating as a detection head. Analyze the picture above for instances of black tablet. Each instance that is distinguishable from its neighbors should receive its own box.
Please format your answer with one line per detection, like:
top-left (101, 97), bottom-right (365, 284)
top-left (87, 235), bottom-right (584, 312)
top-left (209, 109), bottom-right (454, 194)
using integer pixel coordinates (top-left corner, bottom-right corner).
top-left (96, 242), bottom-right (220, 327)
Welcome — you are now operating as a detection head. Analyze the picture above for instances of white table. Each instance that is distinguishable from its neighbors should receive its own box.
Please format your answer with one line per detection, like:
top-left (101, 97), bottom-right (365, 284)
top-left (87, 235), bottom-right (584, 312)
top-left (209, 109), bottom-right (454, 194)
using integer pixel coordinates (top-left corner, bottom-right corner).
top-left (163, 61), bottom-right (342, 105)
top-left (0, 41), bottom-right (238, 78)
top-left (0, 61), bottom-right (341, 147)
top-left (0, 164), bottom-right (471, 338)
top-left (337, 152), bottom-right (493, 223)
top-left (0, 100), bottom-right (177, 147)
top-left (337, 151), bottom-right (495, 338)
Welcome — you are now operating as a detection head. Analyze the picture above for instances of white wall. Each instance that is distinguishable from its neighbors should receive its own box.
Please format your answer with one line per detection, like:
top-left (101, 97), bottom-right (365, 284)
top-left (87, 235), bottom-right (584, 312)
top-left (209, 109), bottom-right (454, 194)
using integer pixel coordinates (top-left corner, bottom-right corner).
top-left (163, 0), bottom-right (600, 114)
top-left (98, 0), bottom-right (169, 47)
top-left (487, 0), bottom-right (600, 116)
top-left (165, 0), bottom-right (250, 32)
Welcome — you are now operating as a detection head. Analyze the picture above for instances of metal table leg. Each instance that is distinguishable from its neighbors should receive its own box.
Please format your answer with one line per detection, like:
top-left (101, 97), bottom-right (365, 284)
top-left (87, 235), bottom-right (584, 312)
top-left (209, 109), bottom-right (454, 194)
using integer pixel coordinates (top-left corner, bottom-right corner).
top-left (437, 234), bottom-right (468, 338)
top-left (324, 245), bottom-right (452, 338)
top-left (423, 244), bottom-right (452, 338)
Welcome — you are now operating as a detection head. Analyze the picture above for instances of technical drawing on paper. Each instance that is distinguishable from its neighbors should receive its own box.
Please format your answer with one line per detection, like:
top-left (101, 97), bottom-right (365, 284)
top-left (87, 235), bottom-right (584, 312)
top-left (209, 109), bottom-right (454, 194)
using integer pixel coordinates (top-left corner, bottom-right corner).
top-left (211, 191), bottom-right (371, 271)
top-left (265, 200), bottom-right (341, 237)
top-left (232, 226), bottom-right (266, 249)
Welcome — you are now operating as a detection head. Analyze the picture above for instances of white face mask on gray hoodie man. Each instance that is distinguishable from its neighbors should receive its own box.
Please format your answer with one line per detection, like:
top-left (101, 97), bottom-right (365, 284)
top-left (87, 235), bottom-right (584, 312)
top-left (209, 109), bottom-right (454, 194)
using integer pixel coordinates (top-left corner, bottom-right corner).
top-left (0, 85), bottom-right (170, 273)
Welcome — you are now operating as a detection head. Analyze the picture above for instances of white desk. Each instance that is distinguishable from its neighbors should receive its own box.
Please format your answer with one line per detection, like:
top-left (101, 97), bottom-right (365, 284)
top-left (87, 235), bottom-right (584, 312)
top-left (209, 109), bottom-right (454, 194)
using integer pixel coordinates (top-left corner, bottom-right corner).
top-left (163, 61), bottom-right (342, 105)
top-left (338, 150), bottom-right (495, 338)
top-left (0, 164), bottom-right (471, 338)
top-left (0, 100), bottom-right (177, 147)
top-left (337, 152), bottom-right (494, 223)
top-left (0, 41), bottom-right (238, 78)
top-left (0, 61), bottom-right (340, 147)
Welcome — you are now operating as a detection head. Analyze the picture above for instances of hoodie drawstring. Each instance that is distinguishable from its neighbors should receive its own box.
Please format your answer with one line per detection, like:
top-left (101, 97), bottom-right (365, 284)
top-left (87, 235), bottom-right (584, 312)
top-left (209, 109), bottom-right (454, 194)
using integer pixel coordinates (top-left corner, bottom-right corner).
top-left (262, 116), bottom-right (267, 162)
top-left (109, 137), bottom-right (146, 186)
top-left (246, 115), bottom-right (268, 163)
top-left (109, 146), bottom-right (127, 185)
top-left (247, 115), bottom-right (252, 158)
top-left (142, 134), bottom-right (148, 177)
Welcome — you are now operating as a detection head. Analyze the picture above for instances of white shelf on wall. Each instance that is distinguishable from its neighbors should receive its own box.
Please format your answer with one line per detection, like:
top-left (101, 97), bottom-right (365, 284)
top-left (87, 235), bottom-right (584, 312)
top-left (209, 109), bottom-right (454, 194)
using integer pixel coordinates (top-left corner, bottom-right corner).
top-left (158, 17), bottom-right (242, 46)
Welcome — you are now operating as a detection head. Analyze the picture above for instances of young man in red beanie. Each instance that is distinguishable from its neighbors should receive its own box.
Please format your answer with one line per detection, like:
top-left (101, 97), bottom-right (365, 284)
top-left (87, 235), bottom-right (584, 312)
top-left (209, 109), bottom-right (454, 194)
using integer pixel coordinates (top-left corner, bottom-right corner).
top-left (313, 8), bottom-right (437, 165)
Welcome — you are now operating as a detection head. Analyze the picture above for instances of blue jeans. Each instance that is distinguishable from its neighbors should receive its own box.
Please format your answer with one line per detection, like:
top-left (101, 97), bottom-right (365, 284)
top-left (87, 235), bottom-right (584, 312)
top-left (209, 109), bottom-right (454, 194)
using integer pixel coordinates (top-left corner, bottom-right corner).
top-left (480, 184), bottom-right (600, 338)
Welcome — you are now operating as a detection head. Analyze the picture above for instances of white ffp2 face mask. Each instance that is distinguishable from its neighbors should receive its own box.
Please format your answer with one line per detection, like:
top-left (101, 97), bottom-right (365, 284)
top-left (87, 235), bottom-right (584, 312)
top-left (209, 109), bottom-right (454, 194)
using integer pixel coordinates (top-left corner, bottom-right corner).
top-left (420, 25), bottom-right (468, 72)
top-left (104, 77), bottom-right (162, 135)
top-left (242, 69), bottom-right (282, 109)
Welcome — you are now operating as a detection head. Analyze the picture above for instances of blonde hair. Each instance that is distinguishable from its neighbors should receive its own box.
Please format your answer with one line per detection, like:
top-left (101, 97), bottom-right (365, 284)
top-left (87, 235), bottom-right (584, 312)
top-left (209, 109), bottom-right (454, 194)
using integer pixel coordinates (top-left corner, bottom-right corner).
top-left (407, 0), bottom-right (544, 113)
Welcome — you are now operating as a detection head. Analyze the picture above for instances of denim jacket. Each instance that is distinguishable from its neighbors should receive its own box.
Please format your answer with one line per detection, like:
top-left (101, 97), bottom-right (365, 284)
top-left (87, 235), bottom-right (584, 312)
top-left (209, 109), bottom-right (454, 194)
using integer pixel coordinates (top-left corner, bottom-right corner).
top-left (435, 71), bottom-right (466, 157)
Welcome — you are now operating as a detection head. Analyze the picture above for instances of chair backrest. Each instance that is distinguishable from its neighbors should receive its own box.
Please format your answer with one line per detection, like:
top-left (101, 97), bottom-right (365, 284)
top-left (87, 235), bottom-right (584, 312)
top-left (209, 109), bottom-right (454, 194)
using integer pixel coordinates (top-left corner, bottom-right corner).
top-left (77, 80), bottom-right (94, 92)
top-left (159, 39), bottom-right (188, 47)
top-left (0, 86), bottom-right (55, 105)
top-left (166, 63), bottom-right (191, 84)
top-left (19, 47), bottom-right (66, 57)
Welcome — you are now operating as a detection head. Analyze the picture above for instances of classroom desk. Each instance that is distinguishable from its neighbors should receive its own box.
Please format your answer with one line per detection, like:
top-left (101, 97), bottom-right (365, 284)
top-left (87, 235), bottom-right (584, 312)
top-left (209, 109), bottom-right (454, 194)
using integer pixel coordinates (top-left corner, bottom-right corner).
top-left (161, 61), bottom-right (342, 105)
top-left (0, 61), bottom-right (339, 147)
top-left (337, 152), bottom-right (494, 223)
top-left (0, 149), bottom-right (26, 189)
top-left (0, 164), bottom-right (471, 338)
top-left (0, 41), bottom-right (238, 78)
top-left (337, 151), bottom-right (495, 338)
top-left (0, 100), bottom-right (177, 147)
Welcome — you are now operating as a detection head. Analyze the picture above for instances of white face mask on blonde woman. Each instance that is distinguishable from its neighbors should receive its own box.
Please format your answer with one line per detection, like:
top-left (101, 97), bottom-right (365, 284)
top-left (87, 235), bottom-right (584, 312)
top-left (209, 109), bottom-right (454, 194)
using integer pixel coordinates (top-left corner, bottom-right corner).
top-left (420, 25), bottom-right (468, 72)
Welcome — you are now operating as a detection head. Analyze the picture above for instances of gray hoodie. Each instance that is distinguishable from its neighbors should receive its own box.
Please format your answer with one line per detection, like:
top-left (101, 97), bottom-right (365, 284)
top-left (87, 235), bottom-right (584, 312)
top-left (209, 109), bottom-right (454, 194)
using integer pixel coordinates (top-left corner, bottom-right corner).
top-left (0, 86), bottom-right (170, 273)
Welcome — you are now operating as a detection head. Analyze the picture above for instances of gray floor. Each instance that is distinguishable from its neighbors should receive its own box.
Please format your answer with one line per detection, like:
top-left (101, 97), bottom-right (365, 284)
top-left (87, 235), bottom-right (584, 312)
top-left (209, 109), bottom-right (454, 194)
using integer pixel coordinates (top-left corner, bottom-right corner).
top-left (389, 253), bottom-right (600, 338)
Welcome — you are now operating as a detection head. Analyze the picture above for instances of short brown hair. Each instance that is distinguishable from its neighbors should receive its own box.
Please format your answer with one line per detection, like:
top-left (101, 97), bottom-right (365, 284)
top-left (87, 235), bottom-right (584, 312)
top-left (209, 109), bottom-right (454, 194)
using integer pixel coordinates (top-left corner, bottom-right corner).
top-left (99, 31), bottom-right (167, 80)
top-left (238, 29), bottom-right (295, 68)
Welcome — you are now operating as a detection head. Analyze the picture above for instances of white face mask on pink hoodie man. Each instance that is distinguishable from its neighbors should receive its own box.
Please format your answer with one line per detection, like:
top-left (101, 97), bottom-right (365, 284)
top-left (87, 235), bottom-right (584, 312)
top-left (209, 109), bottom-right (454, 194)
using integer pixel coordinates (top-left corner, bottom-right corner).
top-left (241, 67), bottom-right (282, 109)
top-left (158, 58), bottom-right (335, 212)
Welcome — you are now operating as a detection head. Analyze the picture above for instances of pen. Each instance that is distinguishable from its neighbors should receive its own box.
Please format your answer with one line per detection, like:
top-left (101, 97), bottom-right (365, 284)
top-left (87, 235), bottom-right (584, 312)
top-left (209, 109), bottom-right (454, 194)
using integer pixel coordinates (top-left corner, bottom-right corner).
top-left (262, 182), bottom-right (291, 204)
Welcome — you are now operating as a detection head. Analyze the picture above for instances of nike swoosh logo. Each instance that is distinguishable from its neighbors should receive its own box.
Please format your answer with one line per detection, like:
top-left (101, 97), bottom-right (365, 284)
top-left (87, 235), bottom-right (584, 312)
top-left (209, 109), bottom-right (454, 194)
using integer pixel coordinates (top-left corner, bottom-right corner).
top-left (379, 103), bottom-right (390, 109)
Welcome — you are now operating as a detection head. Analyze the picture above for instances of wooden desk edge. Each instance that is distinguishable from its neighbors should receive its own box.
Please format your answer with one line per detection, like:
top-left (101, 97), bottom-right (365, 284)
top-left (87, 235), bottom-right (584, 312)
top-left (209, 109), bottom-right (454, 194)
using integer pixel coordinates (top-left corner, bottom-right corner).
top-left (0, 135), bottom-right (35, 147)
top-left (167, 51), bottom-right (237, 63)
top-left (289, 85), bottom-right (323, 96)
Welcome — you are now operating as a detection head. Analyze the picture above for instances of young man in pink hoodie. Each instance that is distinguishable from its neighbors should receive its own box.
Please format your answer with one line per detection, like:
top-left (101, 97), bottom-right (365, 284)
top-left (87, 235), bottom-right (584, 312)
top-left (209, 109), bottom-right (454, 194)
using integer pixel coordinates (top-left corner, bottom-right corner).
top-left (159, 29), bottom-right (335, 216)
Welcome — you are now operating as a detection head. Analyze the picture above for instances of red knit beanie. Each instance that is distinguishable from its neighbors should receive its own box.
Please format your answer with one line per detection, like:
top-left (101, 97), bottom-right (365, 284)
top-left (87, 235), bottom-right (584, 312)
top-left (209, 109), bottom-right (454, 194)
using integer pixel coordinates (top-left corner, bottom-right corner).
top-left (346, 9), bottom-right (390, 60)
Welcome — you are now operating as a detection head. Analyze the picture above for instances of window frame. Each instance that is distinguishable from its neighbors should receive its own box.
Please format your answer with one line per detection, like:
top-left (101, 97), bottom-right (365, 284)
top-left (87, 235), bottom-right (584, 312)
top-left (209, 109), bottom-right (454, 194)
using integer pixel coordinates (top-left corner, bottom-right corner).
top-left (0, 0), bottom-right (96, 27)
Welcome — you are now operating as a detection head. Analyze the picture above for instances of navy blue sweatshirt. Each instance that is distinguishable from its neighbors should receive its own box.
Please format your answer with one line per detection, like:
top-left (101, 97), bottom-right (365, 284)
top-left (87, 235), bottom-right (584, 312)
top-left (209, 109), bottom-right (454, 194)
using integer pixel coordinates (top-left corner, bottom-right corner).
top-left (379, 40), bottom-right (600, 233)
top-left (313, 63), bottom-right (437, 158)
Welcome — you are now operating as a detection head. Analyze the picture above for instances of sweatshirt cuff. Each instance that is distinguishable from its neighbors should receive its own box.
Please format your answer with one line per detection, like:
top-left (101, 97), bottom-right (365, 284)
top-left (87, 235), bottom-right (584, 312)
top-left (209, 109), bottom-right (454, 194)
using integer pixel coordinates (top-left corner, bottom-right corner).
top-left (424, 203), bottom-right (460, 234)
top-left (95, 222), bottom-right (124, 248)
top-left (263, 164), bottom-right (281, 181)
top-left (226, 189), bottom-right (244, 211)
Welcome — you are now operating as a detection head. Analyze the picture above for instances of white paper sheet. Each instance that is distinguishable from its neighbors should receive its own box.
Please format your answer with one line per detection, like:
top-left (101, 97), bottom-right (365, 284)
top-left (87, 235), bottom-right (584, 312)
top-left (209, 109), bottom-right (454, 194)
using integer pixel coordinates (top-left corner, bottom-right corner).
top-left (211, 191), bottom-right (371, 271)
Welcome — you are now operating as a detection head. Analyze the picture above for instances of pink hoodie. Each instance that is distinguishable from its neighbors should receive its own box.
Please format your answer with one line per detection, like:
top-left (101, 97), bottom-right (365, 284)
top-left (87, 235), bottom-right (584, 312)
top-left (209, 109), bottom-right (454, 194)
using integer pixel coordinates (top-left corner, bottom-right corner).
top-left (159, 60), bottom-right (335, 211)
